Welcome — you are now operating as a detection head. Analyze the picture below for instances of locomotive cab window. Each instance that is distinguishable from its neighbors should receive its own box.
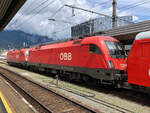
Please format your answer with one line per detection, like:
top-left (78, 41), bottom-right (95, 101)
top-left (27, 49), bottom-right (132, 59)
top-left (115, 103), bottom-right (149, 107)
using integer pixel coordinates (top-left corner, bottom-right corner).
top-left (105, 41), bottom-right (126, 57)
top-left (89, 44), bottom-right (102, 54)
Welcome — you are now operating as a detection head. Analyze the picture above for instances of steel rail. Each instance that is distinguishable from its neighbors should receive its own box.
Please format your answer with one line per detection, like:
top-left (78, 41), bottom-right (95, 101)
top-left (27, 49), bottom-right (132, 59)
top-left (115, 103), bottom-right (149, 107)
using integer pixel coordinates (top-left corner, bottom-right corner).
top-left (0, 73), bottom-right (52, 113)
top-left (0, 66), bottom-right (99, 113)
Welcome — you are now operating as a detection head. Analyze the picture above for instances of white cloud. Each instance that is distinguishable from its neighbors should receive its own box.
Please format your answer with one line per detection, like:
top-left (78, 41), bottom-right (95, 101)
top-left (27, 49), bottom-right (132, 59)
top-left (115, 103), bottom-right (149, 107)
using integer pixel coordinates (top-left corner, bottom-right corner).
top-left (6, 0), bottom-right (99, 39)
top-left (133, 16), bottom-right (139, 21)
top-left (40, 20), bottom-right (49, 26)
top-left (5, 0), bottom-right (148, 39)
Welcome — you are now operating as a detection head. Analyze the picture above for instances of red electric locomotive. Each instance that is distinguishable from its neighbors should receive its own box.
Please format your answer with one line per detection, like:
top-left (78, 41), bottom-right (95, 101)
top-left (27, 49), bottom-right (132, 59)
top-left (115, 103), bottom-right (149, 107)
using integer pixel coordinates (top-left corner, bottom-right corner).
top-left (7, 48), bottom-right (31, 66)
top-left (24, 36), bottom-right (127, 87)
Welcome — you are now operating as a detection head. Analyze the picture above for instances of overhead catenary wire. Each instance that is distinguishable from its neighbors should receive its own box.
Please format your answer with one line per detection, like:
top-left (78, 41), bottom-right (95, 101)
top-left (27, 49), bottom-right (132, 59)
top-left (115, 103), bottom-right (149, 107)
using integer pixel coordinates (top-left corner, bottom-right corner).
top-left (49, 0), bottom-right (111, 21)
top-left (9, 0), bottom-right (49, 28)
top-left (13, 0), bottom-right (129, 33)
top-left (9, 0), bottom-right (38, 27)
top-left (48, 4), bottom-right (98, 37)
top-left (117, 0), bottom-right (150, 22)
top-left (47, 1), bottom-right (112, 37)
top-left (50, 5), bottom-right (66, 18)
top-left (10, 0), bottom-right (109, 30)
top-left (123, 0), bottom-right (150, 11)
top-left (14, 0), bottom-right (58, 29)
top-left (11, 0), bottom-right (148, 40)
top-left (102, 0), bottom-right (150, 22)
top-left (75, 0), bottom-right (111, 15)
top-left (117, 0), bottom-right (150, 18)
top-left (48, 3), bottom-right (133, 37)
top-left (92, 1), bottom-right (111, 6)
top-left (49, 0), bottom-right (150, 41)
top-left (69, 0), bottom-right (111, 16)
top-left (49, 20), bottom-right (89, 39)
top-left (67, 0), bottom-right (125, 21)
top-left (119, 0), bottom-right (150, 10)
top-left (49, 18), bottom-right (97, 33)
top-left (49, 4), bottom-right (132, 26)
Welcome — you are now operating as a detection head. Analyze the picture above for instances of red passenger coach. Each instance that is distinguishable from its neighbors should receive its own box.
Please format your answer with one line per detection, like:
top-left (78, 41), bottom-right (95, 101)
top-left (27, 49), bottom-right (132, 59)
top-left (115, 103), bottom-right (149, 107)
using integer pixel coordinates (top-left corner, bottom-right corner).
top-left (26, 36), bottom-right (127, 86)
top-left (128, 31), bottom-right (150, 87)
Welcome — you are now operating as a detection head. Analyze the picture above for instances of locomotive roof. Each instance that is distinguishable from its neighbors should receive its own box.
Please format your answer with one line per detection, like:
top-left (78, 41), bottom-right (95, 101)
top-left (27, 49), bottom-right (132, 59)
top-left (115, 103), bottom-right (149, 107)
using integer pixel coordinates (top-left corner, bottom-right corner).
top-left (9, 36), bottom-right (118, 52)
top-left (34, 36), bottom-right (118, 50)
top-left (136, 31), bottom-right (150, 40)
top-left (33, 35), bottom-right (117, 47)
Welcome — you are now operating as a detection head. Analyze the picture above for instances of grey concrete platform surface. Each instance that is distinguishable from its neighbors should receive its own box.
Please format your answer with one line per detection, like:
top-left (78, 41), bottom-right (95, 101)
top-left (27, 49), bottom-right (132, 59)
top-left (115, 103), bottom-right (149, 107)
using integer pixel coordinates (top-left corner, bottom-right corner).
top-left (0, 76), bottom-right (37, 113)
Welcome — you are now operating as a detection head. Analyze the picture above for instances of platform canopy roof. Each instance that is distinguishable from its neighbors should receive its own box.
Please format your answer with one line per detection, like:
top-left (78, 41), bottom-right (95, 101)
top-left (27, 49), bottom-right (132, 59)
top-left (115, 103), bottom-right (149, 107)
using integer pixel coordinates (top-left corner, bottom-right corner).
top-left (0, 0), bottom-right (26, 31)
top-left (95, 20), bottom-right (150, 44)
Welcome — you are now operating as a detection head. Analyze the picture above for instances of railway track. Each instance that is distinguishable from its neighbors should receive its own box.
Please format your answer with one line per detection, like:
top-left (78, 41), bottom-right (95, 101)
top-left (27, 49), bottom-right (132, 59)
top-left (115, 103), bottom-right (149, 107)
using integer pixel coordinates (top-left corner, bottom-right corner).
top-left (0, 67), bottom-right (100, 113)
top-left (54, 82), bottom-right (135, 113)
top-left (0, 61), bottom-right (148, 113)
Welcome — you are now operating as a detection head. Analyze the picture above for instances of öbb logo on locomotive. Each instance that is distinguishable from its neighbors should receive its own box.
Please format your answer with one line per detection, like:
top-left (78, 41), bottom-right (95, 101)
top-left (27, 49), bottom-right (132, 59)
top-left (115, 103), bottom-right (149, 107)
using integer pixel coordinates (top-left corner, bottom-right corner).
top-left (60, 52), bottom-right (72, 61)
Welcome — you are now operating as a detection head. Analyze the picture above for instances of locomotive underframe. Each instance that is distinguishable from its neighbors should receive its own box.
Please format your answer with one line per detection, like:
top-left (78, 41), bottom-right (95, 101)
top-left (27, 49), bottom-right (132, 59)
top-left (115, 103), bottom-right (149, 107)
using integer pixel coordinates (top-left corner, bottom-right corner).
top-left (7, 60), bottom-right (150, 95)
top-left (7, 60), bottom-right (127, 86)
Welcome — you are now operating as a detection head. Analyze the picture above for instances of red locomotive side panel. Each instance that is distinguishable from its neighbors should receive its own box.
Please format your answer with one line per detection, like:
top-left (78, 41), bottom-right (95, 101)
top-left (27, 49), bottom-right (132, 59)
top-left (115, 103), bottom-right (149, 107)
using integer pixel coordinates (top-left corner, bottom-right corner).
top-left (28, 36), bottom-right (126, 70)
top-left (28, 38), bottom-right (107, 69)
top-left (128, 31), bottom-right (150, 87)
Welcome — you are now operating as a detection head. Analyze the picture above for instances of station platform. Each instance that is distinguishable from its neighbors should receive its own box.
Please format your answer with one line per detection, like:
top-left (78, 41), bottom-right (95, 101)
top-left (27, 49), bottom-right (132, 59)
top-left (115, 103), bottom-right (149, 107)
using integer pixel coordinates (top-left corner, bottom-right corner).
top-left (0, 77), bottom-right (37, 113)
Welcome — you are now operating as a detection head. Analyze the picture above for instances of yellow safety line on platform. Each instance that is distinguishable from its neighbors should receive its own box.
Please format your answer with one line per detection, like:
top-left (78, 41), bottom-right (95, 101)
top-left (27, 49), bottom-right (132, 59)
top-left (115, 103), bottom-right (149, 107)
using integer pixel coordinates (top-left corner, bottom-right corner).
top-left (0, 91), bottom-right (13, 113)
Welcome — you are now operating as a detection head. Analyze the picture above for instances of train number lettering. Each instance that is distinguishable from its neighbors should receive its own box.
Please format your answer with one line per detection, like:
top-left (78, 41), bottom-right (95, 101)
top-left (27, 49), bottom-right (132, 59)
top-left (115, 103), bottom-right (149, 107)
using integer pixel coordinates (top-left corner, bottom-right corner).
top-left (60, 53), bottom-right (72, 60)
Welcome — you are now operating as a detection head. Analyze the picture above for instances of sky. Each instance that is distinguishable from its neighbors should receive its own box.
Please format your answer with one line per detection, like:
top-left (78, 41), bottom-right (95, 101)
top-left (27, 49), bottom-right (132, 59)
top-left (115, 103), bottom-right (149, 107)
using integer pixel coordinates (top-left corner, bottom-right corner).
top-left (5, 0), bottom-right (150, 39)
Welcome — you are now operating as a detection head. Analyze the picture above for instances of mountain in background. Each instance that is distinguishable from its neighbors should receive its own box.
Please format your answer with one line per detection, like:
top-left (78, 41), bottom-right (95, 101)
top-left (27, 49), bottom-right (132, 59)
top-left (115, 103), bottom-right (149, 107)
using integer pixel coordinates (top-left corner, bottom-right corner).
top-left (0, 30), bottom-right (53, 49)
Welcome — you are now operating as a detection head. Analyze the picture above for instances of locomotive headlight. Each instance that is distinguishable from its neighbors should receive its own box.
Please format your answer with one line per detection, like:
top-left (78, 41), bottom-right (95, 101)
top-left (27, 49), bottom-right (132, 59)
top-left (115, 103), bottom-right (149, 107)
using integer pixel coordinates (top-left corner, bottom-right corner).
top-left (108, 61), bottom-right (114, 68)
